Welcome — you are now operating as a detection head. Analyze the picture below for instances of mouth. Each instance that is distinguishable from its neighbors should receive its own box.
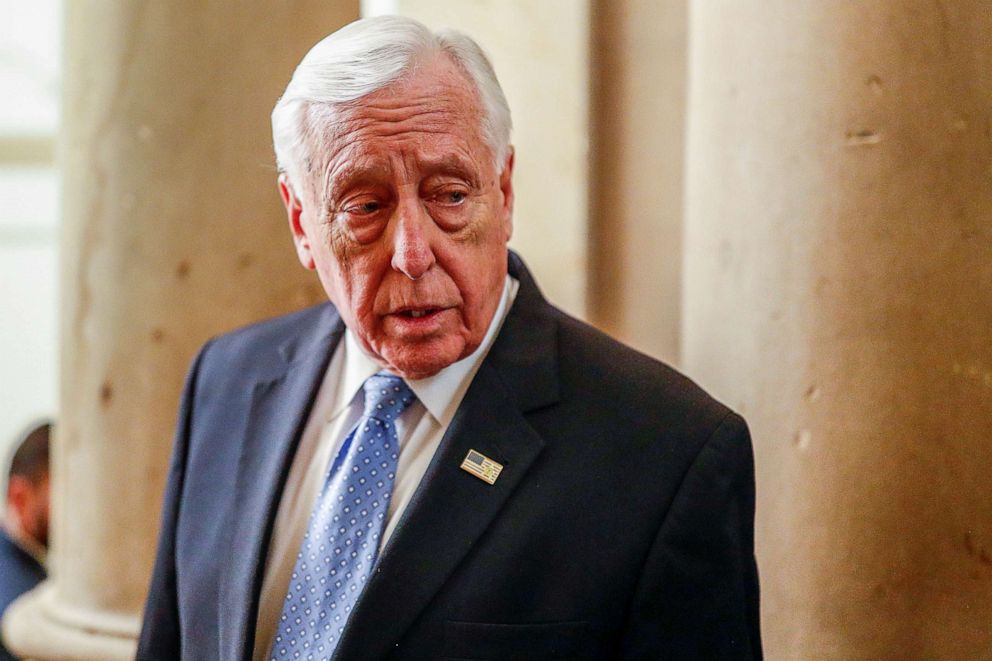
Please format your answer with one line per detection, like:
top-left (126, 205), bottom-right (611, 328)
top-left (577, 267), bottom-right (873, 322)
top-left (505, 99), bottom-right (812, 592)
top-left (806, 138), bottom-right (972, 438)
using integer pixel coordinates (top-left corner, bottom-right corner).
top-left (403, 309), bottom-right (440, 319)
top-left (394, 306), bottom-right (448, 320)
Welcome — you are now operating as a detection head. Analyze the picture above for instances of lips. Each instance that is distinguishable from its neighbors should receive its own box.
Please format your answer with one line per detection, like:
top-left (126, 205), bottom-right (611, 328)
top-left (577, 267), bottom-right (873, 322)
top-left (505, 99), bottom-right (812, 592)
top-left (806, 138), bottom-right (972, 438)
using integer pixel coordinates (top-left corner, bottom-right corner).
top-left (385, 305), bottom-right (454, 334)
top-left (392, 304), bottom-right (450, 318)
top-left (382, 299), bottom-right (458, 341)
top-left (401, 308), bottom-right (441, 319)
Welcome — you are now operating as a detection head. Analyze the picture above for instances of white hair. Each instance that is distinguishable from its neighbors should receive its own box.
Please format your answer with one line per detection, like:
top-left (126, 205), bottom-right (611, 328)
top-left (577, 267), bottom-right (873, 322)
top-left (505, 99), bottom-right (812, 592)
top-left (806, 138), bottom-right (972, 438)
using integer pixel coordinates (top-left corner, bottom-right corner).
top-left (271, 15), bottom-right (513, 194)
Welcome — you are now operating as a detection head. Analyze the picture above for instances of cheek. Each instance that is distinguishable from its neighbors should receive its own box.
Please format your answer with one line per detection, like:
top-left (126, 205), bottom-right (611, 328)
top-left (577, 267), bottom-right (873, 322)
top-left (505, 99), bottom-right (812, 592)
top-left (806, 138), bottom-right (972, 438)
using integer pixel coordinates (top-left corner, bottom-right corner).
top-left (450, 244), bottom-right (507, 320)
top-left (323, 248), bottom-right (390, 323)
top-left (311, 223), bottom-right (359, 300)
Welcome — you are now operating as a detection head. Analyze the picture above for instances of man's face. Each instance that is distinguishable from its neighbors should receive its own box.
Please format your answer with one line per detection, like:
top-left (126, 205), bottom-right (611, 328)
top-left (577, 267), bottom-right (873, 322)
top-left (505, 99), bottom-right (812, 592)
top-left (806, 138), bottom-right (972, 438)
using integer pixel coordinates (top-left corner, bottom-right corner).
top-left (282, 54), bottom-right (514, 379)
top-left (25, 473), bottom-right (49, 548)
top-left (8, 471), bottom-right (49, 548)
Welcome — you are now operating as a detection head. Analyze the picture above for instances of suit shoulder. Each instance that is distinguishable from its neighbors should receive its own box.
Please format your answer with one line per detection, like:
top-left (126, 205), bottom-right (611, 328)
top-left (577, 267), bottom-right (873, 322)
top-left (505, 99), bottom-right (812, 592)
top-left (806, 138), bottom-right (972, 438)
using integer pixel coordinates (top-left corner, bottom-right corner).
top-left (0, 532), bottom-right (45, 610)
top-left (553, 311), bottom-right (735, 431)
top-left (209, 302), bottom-right (332, 351)
top-left (193, 302), bottom-right (338, 382)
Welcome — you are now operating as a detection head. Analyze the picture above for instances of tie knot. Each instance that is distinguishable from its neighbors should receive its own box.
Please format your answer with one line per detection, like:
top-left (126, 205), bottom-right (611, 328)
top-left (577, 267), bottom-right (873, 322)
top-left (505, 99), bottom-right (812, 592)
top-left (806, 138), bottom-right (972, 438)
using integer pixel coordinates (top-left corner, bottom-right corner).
top-left (362, 372), bottom-right (415, 421)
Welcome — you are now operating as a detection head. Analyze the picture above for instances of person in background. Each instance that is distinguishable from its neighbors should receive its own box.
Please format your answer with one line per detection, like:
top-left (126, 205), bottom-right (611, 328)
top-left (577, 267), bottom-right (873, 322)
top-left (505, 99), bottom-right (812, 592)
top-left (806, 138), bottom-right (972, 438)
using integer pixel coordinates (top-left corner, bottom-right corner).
top-left (0, 421), bottom-right (50, 661)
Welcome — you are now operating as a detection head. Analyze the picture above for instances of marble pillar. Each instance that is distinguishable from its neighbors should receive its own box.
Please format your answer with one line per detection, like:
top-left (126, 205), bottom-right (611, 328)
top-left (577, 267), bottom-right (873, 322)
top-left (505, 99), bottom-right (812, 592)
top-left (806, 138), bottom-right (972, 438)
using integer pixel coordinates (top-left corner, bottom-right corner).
top-left (2, 2), bottom-right (358, 658)
top-left (588, 0), bottom-right (686, 364)
top-left (684, 1), bottom-right (992, 658)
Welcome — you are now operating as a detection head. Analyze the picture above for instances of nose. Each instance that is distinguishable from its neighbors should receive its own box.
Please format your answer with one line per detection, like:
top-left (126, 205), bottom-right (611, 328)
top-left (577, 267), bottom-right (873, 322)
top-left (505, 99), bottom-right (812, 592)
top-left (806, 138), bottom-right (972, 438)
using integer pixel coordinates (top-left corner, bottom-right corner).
top-left (390, 197), bottom-right (436, 280)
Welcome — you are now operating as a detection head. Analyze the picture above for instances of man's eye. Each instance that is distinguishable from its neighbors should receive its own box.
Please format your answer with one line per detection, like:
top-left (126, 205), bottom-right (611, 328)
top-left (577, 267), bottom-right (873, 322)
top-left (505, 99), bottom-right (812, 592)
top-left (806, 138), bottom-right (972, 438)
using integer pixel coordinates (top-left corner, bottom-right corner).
top-left (346, 200), bottom-right (382, 215)
top-left (439, 190), bottom-right (466, 205)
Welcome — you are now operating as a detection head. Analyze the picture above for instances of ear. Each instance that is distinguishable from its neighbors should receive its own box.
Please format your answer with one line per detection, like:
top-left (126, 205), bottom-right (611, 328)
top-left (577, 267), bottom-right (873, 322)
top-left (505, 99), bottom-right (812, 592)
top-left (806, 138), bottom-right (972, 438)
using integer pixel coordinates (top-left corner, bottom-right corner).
top-left (279, 174), bottom-right (316, 270)
top-left (498, 147), bottom-right (515, 242)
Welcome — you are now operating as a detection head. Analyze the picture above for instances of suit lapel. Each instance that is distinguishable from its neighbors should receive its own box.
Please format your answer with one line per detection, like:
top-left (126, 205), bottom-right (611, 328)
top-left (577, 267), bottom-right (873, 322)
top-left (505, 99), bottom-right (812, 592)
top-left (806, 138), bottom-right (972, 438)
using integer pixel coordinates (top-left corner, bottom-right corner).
top-left (334, 254), bottom-right (560, 660)
top-left (219, 305), bottom-right (345, 661)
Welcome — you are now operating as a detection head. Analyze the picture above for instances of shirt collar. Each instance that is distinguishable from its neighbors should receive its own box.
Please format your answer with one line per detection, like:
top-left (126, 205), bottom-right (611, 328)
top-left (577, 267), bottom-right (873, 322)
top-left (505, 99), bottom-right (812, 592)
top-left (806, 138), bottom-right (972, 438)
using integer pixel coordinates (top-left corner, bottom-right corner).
top-left (335, 274), bottom-right (519, 426)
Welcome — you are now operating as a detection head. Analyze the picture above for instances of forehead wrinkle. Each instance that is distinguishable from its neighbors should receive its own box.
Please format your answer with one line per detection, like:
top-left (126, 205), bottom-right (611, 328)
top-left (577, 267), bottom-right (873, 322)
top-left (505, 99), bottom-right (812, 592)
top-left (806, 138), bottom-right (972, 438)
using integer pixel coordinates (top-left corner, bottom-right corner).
top-left (336, 77), bottom-right (484, 135)
top-left (326, 160), bottom-right (392, 198)
top-left (304, 63), bottom-right (490, 204)
top-left (336, 111), bottom-right (476, 144)
top-left (318, 107), bottom-right (471, 167)
top-left (319, 118), bottom-right (480, 177)
top-left (358, 92), bottom-right (461, 114)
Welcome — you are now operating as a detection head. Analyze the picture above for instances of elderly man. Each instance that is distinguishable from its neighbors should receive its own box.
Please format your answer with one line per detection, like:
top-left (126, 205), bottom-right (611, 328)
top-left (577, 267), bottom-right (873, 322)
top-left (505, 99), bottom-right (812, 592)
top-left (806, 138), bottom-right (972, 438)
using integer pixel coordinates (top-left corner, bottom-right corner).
top-left (139, 15), bottom-right (760, 661)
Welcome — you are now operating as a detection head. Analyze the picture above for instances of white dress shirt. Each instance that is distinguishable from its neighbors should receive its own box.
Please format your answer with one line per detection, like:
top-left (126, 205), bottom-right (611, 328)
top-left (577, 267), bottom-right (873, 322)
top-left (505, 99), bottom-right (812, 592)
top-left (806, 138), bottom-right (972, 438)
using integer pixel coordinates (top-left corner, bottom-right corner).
top-left (252, 275), bottom-right (518, 660)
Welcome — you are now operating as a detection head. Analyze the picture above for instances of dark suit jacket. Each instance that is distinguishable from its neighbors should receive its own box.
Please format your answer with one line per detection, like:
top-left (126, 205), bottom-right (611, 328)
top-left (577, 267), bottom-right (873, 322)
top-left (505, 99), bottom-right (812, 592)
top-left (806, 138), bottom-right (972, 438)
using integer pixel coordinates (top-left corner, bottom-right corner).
top-left (138, 253), bottom-right (761, 660)
top-left (0, 528), bottom-right (46, 661)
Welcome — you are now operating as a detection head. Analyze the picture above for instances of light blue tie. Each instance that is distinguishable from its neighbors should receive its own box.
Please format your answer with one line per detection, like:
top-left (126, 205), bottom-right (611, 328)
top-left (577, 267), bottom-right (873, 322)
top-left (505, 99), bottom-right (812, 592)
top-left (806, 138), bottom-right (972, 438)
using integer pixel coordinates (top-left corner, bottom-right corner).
top-left (269, 372), bottom-right (415, 660)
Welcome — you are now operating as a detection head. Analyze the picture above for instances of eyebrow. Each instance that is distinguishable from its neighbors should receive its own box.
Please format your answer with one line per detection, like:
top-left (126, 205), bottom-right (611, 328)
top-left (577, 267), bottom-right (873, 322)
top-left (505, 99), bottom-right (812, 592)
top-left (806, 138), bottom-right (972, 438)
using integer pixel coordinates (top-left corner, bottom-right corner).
top-left (323, 161), bottom-right (392, 202)
top-left (321, 153), bottom-right (483, 203)
top-left (419, 154), bottom-right (481, 187)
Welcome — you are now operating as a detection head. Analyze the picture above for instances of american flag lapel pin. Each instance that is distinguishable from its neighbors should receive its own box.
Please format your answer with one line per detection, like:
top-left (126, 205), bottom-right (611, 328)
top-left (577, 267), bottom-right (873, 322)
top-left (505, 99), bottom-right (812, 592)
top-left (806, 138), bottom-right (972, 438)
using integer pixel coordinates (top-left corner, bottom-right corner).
top-left (460, 449), bottom-right (503, 485)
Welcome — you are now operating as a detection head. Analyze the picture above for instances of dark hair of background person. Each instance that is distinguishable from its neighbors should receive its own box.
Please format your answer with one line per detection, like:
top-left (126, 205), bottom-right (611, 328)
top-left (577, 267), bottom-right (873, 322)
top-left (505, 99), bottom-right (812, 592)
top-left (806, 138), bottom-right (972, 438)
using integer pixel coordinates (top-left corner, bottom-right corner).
top-left (7, 422), bottom-right (50, 486)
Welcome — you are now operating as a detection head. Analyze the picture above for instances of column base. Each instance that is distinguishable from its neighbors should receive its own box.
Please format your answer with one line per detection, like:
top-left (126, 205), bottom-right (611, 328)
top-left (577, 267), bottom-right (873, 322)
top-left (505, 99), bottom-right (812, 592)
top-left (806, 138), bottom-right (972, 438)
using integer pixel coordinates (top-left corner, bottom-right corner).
top-left (2, 581), bottom-right (138, 661)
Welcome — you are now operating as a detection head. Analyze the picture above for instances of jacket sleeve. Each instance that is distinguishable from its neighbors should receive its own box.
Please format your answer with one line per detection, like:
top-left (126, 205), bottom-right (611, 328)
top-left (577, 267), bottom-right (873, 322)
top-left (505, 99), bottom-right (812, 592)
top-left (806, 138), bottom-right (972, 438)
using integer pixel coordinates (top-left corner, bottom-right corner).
top-left (618, 411), bottom-right (762, 660)
top-left (136, 340), bottom-right (212, 660)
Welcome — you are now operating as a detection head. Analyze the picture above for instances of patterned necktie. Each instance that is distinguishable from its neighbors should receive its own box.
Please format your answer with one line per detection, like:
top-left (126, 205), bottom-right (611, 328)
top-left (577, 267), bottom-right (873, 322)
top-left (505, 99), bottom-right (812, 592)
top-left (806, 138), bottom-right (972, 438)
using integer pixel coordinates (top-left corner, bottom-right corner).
top-left (270, 372), bottom-right (415, 660)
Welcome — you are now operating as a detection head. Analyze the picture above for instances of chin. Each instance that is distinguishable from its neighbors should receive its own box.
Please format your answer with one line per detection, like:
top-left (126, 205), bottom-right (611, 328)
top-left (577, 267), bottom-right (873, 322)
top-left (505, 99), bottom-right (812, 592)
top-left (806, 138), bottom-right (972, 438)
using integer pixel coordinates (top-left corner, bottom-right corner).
top-left (385, 354), bottom-right (457, 380)
top-left (380, 337), bottom-right (473, 380)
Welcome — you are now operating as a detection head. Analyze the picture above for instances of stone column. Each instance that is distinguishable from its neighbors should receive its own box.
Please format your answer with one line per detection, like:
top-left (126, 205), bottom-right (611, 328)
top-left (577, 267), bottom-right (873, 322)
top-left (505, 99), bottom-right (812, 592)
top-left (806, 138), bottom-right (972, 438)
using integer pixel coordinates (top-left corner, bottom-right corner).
top-left (2, 2), bottom-right (358, 658)
top-left (684, 2), bottom-right (992, 658)
top-left (588, 0), bottom-right (686, 364)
